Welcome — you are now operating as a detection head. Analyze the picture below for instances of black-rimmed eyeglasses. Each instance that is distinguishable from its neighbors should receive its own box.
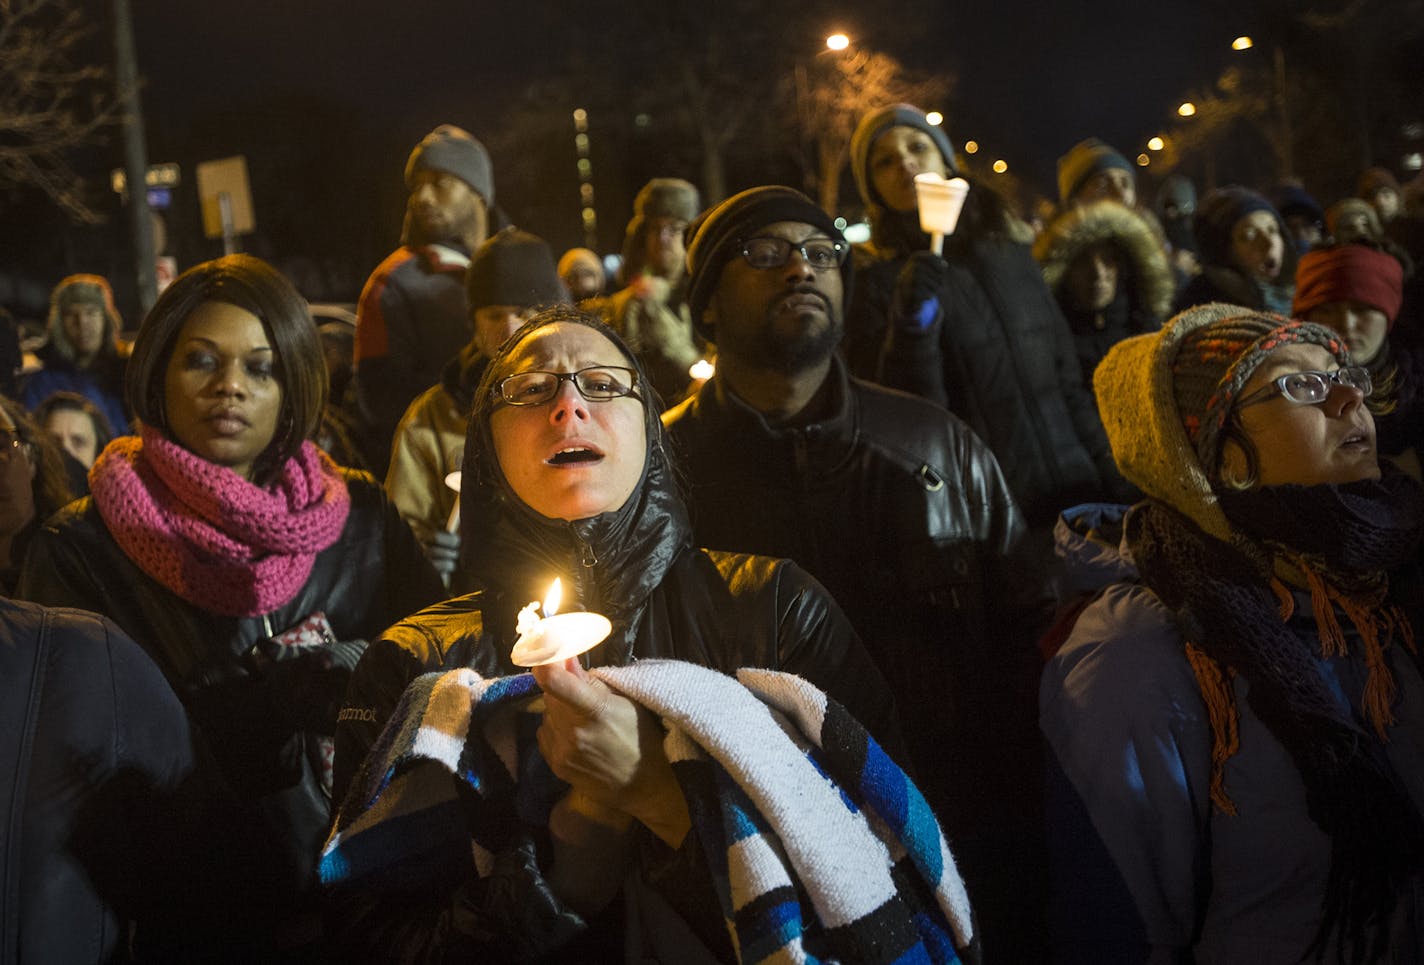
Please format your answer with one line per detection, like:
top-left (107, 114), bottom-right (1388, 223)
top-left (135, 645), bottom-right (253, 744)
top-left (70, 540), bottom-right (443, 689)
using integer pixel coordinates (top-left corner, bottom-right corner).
top-left (492, 366), bottom-right (642, 407)
top-left (739, 236), bottom-right (848, 271)
top-left (1236, 366), bottom-right (1372, 409)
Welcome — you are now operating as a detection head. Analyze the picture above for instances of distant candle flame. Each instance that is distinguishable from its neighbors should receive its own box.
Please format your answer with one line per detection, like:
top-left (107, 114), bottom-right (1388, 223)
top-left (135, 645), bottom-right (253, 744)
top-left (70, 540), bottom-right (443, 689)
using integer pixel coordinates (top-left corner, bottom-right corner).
top-left (543, 578), bottom-right (562, 618)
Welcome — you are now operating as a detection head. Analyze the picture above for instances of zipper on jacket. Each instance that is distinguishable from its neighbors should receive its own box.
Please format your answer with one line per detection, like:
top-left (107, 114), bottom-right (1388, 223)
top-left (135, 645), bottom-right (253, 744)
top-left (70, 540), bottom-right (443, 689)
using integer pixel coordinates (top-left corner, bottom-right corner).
top-left (917, 464), bottom-right (945, 492)
top-left (569, 525), bottom-right (598, 567)
top-left (792, 431), bottom-right (809, 479)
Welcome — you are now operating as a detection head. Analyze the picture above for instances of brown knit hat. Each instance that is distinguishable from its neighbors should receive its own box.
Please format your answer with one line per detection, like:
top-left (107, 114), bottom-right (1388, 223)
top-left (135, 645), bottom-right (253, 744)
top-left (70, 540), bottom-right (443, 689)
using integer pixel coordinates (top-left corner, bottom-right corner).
top-left (1094, 303), bottom-right (1350, 541)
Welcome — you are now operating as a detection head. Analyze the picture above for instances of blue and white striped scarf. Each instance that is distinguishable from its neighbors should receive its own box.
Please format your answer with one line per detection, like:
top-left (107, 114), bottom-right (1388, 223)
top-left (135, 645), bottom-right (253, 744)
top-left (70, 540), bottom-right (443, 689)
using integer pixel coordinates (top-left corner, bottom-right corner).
top-left (321, 660), bottom-right (975, 963)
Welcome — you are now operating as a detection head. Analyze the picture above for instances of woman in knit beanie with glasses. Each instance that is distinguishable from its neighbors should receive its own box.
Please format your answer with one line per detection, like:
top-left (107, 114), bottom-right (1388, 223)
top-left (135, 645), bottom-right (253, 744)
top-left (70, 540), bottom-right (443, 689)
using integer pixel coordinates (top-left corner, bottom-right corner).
top-left (1041, 302), bottom-right (1424, 962)
top-left (18, 254), bottom-right (443, 954)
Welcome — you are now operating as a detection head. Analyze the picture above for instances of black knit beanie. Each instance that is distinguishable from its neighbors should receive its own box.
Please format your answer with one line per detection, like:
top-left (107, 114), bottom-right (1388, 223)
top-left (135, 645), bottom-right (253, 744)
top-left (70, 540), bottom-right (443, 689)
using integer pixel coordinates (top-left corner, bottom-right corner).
top-left (465, 227), bottom-right (567, 312)
top-left (684, 185), bottom-right (850, 342)
top-left (1193, 186), bottom-right (1278, 267)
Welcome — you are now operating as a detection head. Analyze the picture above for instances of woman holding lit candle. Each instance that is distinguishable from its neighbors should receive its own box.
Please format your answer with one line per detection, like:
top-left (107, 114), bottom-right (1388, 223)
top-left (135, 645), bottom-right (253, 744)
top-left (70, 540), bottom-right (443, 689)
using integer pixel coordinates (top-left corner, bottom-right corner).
top-left (844, 104), bottom-right (1129, 528)
top-left (18, 255), bottom-right (444, 955)
top-left (332, 306), bottom-right (898, 961)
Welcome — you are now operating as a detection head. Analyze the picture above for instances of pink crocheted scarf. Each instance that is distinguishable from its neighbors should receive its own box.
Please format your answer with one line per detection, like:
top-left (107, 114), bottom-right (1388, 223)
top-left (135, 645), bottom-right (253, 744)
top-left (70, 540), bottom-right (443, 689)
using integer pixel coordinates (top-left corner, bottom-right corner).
top-left (90, 426), bottom-right (351, 617)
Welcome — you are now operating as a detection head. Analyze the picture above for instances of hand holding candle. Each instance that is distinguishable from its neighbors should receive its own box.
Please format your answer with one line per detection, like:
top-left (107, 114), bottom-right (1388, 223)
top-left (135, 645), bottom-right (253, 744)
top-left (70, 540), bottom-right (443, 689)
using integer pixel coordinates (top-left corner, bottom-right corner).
top-left (914, 173), bottom-right (970, 256)
top-left (510, 578), bottom-right (613, 667)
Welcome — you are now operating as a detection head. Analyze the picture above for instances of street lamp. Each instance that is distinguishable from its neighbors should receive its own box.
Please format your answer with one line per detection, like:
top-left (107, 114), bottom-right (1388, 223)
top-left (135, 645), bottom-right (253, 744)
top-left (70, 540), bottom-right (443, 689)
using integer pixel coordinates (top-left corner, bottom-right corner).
top-left (1178, 102), bottom-right (1197, 117)
top-left (1232, 35), bottom-right (1292, 178)
top-left (1147, 136), bottom-right (1165, 151)
top-left (1136, 153), bottom-right (1151, 167)
top-left (992, 159), bottom-right (1008, 174)
top-left (826, 33), bottom-right (849, 51)
top-left (964, 140), bottom-right (979, 154)
top-left (925, 111), bottom-right (943, 126)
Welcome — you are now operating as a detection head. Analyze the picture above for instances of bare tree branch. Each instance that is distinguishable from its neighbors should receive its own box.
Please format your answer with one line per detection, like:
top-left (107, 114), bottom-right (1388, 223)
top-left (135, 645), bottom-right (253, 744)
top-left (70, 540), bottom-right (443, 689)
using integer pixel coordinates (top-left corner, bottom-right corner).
top-left (0, 0), bottom-right (127, 222)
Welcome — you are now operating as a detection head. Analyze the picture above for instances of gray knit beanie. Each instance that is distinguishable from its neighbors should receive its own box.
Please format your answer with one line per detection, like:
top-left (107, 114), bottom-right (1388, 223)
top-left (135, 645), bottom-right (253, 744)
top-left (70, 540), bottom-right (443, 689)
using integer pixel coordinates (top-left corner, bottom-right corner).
top-left (1056, 138), bottom-right (1134, 204)
top-left (405, 125), bottom-right (494, 204)
top-left (850, 105), bottom-right (960, 210)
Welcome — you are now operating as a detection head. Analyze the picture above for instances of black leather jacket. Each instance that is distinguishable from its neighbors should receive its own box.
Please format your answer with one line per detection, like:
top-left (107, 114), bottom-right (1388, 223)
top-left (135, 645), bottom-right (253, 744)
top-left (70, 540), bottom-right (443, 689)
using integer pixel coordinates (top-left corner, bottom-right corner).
top-left (329, 347), bottom-right (898, 963)
top-left (662, 359), bottom-right (1046, 830)
top-left (17, 470), bottom-right (443, 921)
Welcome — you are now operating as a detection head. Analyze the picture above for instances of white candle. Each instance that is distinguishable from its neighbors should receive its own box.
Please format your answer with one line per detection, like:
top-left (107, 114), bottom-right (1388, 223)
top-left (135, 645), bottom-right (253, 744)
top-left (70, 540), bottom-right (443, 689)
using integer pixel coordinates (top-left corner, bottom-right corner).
top-left (509, 578), bottom-right (612, 667)
top-left (444, 470), bottom-right (462, 533)
top-left (688, 358), bottom-right (715, 381)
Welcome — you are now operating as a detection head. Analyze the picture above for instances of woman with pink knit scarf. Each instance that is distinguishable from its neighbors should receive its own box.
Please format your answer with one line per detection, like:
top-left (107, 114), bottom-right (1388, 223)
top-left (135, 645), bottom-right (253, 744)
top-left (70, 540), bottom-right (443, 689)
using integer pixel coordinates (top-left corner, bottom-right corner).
top-left (19, 254), bottom-right (444, 956)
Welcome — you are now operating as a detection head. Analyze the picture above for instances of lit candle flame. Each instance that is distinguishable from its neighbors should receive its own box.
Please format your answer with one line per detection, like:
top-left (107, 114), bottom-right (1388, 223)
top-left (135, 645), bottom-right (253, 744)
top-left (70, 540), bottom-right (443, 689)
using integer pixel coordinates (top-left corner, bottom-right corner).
top-left (543, 578), bottom-right (562, 618)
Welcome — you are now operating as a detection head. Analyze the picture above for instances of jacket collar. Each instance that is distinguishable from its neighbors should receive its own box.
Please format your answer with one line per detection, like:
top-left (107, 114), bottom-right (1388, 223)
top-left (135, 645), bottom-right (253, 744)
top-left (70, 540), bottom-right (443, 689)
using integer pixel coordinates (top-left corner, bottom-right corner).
top-left (695, 354), bottom-right (860, 478)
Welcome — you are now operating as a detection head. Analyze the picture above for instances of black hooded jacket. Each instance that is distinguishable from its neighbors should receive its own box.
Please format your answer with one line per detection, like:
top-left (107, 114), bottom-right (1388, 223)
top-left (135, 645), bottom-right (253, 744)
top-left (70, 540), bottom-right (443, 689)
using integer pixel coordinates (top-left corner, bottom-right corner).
top-left (330, 315), bottom-right (899, 962)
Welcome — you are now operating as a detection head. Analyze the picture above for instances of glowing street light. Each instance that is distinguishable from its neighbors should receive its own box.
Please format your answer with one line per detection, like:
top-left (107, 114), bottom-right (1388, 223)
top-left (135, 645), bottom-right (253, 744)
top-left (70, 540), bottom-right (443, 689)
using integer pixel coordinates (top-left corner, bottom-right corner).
top-left (925, 111), bottom-right (943, 126)
top-left (1147, 136), bottom-right (1165, 151)
top-left (1136, 153), bottom-right (1151, 167)
top-left (964, 140), bottom-right (979, 154)
top-left (826, 33), bottom-right (849, 51)
top-left (1178, 102), bottom-right (1197, 117)
top-left (992, 159), bottom-right (1008, 174)
top-left (1232, 35), bottom-right (1254, 50)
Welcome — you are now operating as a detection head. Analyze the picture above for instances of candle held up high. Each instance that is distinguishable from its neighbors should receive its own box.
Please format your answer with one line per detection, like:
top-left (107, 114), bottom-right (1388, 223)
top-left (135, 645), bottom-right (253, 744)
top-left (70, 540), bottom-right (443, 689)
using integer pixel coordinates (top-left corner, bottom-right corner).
top-left (914, 173), bottom-right (970, 256)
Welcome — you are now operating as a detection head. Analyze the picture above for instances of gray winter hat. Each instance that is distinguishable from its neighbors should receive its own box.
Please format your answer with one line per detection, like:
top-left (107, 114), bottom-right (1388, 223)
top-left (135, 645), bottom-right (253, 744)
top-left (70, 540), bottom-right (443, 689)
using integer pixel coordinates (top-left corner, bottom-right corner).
top-left (404, 124), bottom-right (494, 204)
top-left (850, 105), bottom-right (960, 209)
top-left (1057, 138), bottom-right (1134, 204)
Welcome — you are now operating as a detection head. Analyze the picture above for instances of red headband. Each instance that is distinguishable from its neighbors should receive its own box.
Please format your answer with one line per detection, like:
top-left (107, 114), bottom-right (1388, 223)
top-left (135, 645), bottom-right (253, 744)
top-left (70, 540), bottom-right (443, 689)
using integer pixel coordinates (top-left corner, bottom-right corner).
top-left (1293, 245), bottom-right (1404, 325)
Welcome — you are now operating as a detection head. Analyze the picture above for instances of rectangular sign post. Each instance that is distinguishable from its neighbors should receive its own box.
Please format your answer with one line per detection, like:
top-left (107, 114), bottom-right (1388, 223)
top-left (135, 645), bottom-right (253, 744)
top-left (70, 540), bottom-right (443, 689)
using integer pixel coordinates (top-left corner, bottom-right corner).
top-left (196, 156), bottom-right (256, 254)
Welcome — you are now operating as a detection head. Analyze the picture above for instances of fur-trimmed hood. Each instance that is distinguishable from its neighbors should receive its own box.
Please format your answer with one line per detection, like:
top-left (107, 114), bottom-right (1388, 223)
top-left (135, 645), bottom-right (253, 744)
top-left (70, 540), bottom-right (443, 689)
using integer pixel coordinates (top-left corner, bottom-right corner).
top-left (1034, 201), bottom-right (1174, 321)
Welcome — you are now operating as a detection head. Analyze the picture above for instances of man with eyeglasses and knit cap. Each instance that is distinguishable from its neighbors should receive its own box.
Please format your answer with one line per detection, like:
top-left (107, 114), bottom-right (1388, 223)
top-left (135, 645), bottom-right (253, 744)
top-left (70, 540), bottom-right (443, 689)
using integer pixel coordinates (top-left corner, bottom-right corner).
top-left (353, 125), bottom-right (495, 473)
top-left (662, 184), bottom-right (1053, 960)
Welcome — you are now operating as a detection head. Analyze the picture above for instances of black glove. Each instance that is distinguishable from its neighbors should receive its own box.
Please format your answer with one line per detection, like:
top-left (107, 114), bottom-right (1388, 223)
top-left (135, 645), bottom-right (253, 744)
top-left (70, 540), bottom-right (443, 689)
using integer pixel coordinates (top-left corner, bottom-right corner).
top-left (893, 250), bottom-right (949, 334)
top-left (424, 529), bottom-right (462, 586)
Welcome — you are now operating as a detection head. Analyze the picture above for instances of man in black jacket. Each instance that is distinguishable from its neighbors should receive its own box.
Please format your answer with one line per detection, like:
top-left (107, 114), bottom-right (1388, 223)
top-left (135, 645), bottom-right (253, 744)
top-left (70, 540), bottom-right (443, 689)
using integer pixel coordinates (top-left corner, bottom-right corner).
top-left (664, 185), bottom-right (1051, 960)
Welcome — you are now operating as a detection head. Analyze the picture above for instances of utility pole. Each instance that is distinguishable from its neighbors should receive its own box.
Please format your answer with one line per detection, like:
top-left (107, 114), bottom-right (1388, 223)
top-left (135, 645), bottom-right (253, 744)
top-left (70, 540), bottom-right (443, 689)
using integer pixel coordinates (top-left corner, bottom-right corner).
top-left (113, 0), bottom-right (157, 316)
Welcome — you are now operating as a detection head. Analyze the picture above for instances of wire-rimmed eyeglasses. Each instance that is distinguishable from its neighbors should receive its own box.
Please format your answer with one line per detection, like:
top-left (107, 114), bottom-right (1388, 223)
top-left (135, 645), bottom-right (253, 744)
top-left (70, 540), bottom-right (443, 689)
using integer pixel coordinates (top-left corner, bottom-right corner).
top-left (1236, 366), bottom-right (1373, 410)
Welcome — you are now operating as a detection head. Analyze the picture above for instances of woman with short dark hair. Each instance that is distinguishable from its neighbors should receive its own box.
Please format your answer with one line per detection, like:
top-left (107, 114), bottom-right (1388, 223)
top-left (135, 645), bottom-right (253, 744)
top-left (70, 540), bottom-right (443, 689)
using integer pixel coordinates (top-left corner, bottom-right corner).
top-left (33, 390), bottom-right (114, 470)
top-left (19, 254), bottom-right (443, 954)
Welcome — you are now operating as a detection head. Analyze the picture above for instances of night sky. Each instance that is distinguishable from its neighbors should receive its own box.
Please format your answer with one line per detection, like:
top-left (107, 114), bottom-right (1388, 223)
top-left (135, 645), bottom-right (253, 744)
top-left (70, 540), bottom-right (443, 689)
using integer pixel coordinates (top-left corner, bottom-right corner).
top-left (130, 0), bottom-right (1234, 191)
top-left (6, 0), bottom-right (1408, 312)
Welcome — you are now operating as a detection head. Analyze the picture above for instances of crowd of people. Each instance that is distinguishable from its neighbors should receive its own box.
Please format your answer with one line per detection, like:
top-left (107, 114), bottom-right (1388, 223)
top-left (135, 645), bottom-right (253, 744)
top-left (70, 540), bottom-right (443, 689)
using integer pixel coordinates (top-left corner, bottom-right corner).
top-left (4, 107), bottom-right (1424, 964)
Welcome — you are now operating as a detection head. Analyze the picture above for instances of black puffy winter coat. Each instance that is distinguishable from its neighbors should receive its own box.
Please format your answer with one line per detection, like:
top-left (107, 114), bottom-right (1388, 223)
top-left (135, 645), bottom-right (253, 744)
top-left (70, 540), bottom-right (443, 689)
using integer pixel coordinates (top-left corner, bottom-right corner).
top-left (846, 200), bottom-right (1127, 527)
